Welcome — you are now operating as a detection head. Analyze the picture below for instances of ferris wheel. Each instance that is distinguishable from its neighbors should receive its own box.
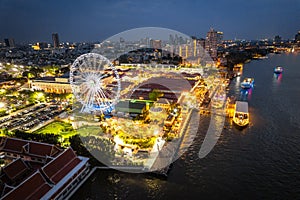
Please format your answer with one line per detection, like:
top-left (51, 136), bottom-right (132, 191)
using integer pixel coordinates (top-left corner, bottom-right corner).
top-left (70, 53), bottom-right (121, 113)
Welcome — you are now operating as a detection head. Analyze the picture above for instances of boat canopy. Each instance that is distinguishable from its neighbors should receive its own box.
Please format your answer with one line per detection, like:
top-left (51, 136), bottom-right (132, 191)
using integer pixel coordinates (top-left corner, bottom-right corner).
top-left (235, 101), bottom-right (248, 113)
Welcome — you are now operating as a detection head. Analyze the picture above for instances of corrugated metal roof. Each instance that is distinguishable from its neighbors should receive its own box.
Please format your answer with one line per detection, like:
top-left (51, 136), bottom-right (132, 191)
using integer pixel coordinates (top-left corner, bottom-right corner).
top-left (235, 101), bottom-right (248, 113)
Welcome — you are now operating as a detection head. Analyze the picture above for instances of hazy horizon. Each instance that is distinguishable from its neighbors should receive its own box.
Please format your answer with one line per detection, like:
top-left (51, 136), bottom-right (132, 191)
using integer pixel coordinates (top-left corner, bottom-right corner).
top-left (0, 0), bottom-right (299, 43)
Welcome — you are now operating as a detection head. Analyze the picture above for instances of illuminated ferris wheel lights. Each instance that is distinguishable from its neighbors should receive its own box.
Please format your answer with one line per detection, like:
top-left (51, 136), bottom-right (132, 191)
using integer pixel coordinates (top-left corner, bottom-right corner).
top-left (70, 53), bottom-right (121, 113)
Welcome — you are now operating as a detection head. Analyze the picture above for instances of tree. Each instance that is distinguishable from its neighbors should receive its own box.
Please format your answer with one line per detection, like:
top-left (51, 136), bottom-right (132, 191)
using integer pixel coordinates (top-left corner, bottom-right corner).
top-left (69, 134), bottom-right (115, 166)
top-left (13, 130), bottom-right (60, 145)
top-left (29, 67), bottom-right (43, 78)
top-left (0, 128), bottom-right (9, 136)
top-left (149, 89), bottom-right (163, 101)
top-left (30, 91), bottom-right (46, 103)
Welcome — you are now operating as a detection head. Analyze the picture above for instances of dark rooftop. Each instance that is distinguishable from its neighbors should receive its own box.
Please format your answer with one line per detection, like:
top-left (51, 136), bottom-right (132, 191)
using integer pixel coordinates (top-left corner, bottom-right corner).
top-left (0, 137), bottom-right (62, 158)
top-left (42, 148), bottom-right (81, 184)
top-left (2, 171), bottom-right (52, 200)
top-left (2, 158), bottom-right (30, 182)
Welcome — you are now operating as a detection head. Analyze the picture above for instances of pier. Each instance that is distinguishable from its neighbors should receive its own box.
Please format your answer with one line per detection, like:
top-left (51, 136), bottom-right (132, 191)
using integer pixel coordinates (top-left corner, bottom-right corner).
top-left (148, 108), bottom-right (195, 176)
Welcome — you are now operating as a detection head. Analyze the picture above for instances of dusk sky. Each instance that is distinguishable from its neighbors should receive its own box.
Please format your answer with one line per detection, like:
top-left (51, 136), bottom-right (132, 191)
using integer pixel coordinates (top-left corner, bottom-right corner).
top-left (0, 0), bottom-right (299, 43)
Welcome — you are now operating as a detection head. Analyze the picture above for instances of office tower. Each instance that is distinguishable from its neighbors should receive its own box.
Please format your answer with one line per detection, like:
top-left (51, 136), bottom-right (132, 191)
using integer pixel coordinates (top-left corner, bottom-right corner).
top-left (39, 42), bottom-right (48, 50)
top-left (217, 31), bottom-right (224, 44)
top-left (205, 28), bottom-right (218, 59)
top-left (52, 33), bottom-right (60, 48)
top-left (295, 31), bottom-right (300, 43)
top-left (4, 38), bottom-right (15, 48)
top-left (169, 34), bottom-right (174, 45)
top-left (197, 38), bottom-right (206, 49)
top-left (274, 35), bottom-right (282, 45)
top-left (4, 39), bottom-right (9, 47)
top-left (150, 39), bottom-right (162, 49)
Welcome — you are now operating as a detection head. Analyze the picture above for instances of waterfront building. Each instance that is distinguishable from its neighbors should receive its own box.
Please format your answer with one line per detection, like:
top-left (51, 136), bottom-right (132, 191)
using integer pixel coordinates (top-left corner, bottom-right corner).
top-left (1, 171), bottom-right (52, 200)
top-left (130, 76), bottom-right (197, 102)
top-left (0, 137), bottom-right (62, 163)
top-left (0, 158), bottom-right (32, 186)
top-left (0, 138), bottom-right (90, 200)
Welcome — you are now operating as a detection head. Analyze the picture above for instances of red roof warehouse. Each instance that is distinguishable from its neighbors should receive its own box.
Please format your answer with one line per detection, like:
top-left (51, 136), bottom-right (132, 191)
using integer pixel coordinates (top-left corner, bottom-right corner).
top-left (0, 137), bottom-right (90, 200)
top-left (0, 137), bottom-right (61, 163)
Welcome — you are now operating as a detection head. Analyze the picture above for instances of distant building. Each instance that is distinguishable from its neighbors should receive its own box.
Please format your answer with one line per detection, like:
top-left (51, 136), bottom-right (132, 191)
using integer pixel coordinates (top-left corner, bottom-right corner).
top-left (140, 37), bottom-right (150, 46)
top-left (197, 38), bottom-right (206, 49)
top-left (32, 42), bottom-right (49, 50)
top-left (52, 33), bottom-right (60, 48)
top-left (39, 42), bottom-right (48, 50)
top-left (4, 39), bottom-right (9, 47)
top-left (205, 28), bottom-right (218, 59)
top-left (274, 35), bottom-right (282, 45)
top-left (295, 31), bottom-right (300, 43)
top-left (4, 38), bottom-right (15, 48)
top-left (169, 34), bottom-right (175, 45)
top-left (150, 39), bottom-right (162, 49)
top-left (217, 31), bottom-right (224, 44)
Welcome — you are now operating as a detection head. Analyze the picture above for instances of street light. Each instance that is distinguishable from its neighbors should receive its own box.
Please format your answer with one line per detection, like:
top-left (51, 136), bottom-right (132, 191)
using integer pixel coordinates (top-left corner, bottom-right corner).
top-left (36, 92), bottom-right (44, 99)
top-left (0, 102), bottom-right (5, 108)
top-left (34, 92), bottom-right (45, 103)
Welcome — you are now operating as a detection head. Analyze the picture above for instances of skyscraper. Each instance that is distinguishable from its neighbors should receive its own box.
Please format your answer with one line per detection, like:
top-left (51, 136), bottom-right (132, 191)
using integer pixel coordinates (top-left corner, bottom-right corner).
top-left (4, 38), bottom-right (15, 48)
top-left (205, 28), bottom-right (218, 59)
top-left (4, 39), bottom-right (9, 47)
top-left (217, 31), bottom-right (224, 44)
top-left (52, 33), bottom-right (60, 48)
top-left (197, 38), bottom-right (206, 49)
top-left (274, 35), bottom-right (282, 45)
top-left (295, 31), bottom-right (300, 43)
top-left (150, 39), bottom-right (162, 49)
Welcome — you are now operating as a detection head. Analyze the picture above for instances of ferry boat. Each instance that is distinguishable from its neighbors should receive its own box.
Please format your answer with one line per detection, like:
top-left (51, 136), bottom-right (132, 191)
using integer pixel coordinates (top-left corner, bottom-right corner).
top-left (274, 66), bottom-right (283, 74)
top-left (241, 78), bottom-right (254, 89)
top-left (233, 101), bottom-right (249, 127)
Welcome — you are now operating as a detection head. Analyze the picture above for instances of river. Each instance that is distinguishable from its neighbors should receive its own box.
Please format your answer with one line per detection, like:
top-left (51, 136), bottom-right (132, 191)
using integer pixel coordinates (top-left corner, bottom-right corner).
top-left (71, 53), bottom-right (300, 200)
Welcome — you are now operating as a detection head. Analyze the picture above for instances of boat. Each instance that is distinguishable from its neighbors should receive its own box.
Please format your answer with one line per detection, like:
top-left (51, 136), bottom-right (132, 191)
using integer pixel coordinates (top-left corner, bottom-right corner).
top-left (274, 66), bottom-right (283, 74)
top-left (233, 101), bottom-right (249, 127)
top-left (241, 78), bottom-right (254, 89)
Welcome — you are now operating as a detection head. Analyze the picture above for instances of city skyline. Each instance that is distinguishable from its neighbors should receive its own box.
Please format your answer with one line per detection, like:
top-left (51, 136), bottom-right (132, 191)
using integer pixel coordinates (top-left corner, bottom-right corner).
top-left (0, 0), bottom-right (299, 43)
top-left (0, 1), bottom-right (300, 198)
